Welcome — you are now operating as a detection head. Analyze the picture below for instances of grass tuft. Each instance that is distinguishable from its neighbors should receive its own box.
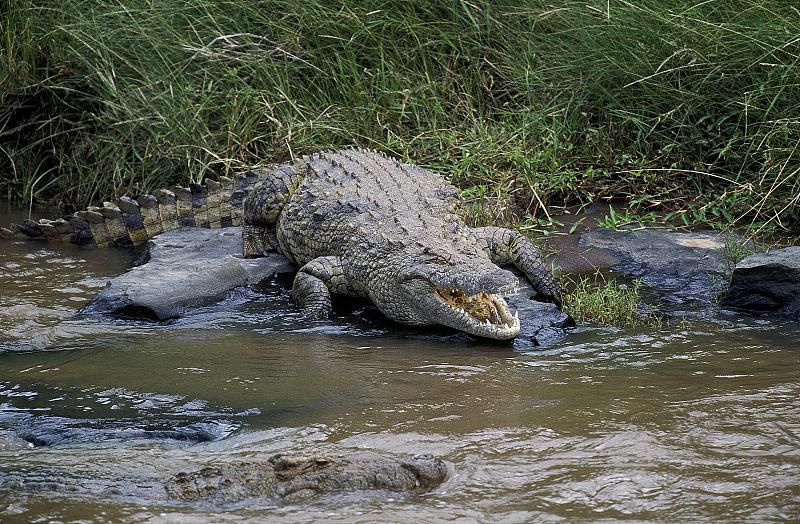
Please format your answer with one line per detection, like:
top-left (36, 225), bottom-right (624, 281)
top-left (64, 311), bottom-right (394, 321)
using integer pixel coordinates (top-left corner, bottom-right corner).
top-left (563, 275), bottom-right (660, 328)
top-left (721, 232), bottom-right (756, 275)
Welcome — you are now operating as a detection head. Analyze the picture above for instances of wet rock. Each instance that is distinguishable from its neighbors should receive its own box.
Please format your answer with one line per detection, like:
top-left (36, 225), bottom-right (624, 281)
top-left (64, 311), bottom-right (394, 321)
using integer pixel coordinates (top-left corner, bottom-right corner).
top-left (507, 277), bottom-right (574, 347)
top-left (80, 227), bottom-right (295, 320)
top-left (579, 228), bottom-right (728, 304)
top-left (165, 451), bottom-right (450, 504)
top-left (4, 412), bottom-right (237, 447)
top-left (722, 246), bottom-right (800, 319)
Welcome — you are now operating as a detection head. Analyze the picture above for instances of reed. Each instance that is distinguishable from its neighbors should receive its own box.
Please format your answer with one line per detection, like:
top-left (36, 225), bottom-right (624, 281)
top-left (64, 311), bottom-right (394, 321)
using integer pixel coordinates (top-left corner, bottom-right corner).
top-left (1, 1), bottom-right (797, 232)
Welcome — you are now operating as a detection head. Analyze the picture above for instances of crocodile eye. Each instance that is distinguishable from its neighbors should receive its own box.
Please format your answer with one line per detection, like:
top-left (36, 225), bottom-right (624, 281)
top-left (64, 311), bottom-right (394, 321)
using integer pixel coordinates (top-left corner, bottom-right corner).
top-left (422, 248), bottom-right (451, 264)
top-left (415, 241), bottom-right (453, 265)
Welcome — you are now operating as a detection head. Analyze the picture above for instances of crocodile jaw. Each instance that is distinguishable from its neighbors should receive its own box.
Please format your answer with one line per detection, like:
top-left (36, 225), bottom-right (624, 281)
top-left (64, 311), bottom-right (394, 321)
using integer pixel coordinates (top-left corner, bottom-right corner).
top-left (410, 282), bottom-right (521, 340)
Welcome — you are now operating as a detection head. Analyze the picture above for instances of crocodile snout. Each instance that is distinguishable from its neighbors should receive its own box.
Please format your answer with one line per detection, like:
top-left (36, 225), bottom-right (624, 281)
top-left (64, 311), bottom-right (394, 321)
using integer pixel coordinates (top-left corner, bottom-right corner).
top-left (476, 268), bottom-right (519, 294)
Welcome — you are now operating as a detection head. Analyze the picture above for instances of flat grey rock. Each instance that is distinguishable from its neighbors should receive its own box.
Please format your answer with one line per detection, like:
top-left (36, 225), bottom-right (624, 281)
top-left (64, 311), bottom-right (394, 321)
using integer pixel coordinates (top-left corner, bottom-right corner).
top-left (579, 228), bottom-right (728, 305)
top-left (81, 227), bottom-right (295, 320)
top-left (722, 246), bottom-right (800, 319)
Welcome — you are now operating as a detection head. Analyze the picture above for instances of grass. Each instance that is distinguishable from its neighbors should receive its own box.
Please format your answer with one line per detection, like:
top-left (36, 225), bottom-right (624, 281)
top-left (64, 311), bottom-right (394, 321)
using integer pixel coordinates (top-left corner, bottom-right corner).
top-left (0, 1), bottom-right (798, 233)
top-left (596, 206), bottom-right (662, 231)
top-left (563, 275), bottom-right (660, 328)
top-left (722, 232), bottom-right (756, 273)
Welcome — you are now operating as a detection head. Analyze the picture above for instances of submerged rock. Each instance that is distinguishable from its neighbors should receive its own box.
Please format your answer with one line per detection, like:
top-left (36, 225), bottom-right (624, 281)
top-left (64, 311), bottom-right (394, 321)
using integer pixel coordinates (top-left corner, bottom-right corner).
top-left (579, 228), bottom-right (728, 305)
top-left (80, 227), bottom-right (295, 320)
top-left (722, 246), bottom-right (800, 319)
top-left (164, 451), bottom-right (450, 504)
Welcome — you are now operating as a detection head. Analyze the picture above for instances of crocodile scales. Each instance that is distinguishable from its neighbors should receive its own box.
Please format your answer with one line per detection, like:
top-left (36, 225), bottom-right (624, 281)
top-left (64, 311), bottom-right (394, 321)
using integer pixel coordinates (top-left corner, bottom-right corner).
top-left (2, 148), bottom-right (562, 339)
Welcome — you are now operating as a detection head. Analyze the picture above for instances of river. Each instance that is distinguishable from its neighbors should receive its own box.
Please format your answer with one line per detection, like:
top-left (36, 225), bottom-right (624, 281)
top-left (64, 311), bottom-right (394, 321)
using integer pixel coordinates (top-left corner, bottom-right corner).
top-left (0, 207), bottom-right (798, 522)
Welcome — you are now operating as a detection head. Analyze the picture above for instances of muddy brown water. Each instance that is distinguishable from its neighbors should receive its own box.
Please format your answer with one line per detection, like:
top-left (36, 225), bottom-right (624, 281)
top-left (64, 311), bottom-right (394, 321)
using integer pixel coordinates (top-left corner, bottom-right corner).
top-left (0, 206), bottom-right (798, 522)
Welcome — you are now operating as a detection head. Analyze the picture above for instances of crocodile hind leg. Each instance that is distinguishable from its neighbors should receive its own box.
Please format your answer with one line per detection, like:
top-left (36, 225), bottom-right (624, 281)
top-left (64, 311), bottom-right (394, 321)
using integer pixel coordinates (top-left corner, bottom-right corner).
top-left (242, 160), bottom-right (306, 257)
top-left (242, 225), bottom-right (279, 258)
top-left (473, 226), bottom-right (563, 307)
top-left (292, 256), bottom-right (352, 319)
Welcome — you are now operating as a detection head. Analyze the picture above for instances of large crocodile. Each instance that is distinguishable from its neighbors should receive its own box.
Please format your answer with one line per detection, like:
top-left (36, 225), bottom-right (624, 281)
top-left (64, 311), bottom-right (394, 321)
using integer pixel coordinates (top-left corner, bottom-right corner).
top-left (2, 148), bottom-right (562, 339)
top-left (165, 451), bottom-right (450, 504)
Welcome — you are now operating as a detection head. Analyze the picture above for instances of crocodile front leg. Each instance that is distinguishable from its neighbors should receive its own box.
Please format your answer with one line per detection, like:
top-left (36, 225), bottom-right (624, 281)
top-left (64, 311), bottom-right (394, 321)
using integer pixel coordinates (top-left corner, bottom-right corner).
top-left (292, 256), bottom-right (353, 319)
top-left (473, 226), bottom-right (563, 307)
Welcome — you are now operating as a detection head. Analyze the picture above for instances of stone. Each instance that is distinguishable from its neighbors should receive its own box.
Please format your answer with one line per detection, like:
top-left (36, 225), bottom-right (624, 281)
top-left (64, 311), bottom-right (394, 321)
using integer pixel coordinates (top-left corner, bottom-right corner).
top-left (722, 246), bottom-right (800, 319)
top-left (579, 228), bottom-right (729, 305)
top-left (507, 276), bottom-right (575, 347)
top-left (80, 227), bottom-right (295, 320)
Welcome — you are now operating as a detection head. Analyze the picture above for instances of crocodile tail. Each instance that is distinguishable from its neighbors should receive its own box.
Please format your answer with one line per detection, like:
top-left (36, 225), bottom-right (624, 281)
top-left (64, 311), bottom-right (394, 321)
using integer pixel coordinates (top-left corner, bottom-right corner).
top-left (0, 169), bottom-right (275, 246)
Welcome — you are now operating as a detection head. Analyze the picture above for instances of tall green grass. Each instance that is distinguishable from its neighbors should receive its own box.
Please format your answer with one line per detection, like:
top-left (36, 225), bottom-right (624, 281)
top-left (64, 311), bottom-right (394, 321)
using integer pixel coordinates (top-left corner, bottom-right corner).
top-left (1, 1), bottom-right (797, 231)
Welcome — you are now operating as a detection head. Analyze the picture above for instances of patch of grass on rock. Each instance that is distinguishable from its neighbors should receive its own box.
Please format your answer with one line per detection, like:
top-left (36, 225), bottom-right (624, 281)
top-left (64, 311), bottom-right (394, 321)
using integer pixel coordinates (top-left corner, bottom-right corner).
top-left (563, 275), bottom-right (659, 328)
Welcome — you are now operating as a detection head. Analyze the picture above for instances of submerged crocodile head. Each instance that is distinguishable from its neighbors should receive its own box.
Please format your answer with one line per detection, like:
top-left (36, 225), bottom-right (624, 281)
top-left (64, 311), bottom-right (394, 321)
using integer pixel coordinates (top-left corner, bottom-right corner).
top-left (165, 451), bottom-right (450, 504)
top-left (375, 243), bottom-right (522, 340)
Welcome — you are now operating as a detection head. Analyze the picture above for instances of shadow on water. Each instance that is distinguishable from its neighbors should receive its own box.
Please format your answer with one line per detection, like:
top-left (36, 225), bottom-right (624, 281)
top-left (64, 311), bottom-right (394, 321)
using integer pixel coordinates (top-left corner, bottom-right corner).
top-left (1, 205), bottom-right (799, 522)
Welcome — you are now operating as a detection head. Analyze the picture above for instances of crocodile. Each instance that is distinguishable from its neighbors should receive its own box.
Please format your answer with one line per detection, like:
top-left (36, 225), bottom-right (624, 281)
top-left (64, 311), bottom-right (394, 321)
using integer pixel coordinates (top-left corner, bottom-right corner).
top-left (2, 148), bottom-right (562, 339)
top-left (0, 451), bottom-right (450, 505)
top-left (164, 451), bottom-right (450, 504)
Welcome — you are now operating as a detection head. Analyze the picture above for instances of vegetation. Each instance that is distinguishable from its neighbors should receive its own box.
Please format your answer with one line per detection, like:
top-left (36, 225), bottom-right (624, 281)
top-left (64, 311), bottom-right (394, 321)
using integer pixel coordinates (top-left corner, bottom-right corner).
top-left (562, 275), bottom-right (659, 327)
top-left (1, 1), bottom-right (798, 233)
top-left (721, 231), bottom-right (756, 275)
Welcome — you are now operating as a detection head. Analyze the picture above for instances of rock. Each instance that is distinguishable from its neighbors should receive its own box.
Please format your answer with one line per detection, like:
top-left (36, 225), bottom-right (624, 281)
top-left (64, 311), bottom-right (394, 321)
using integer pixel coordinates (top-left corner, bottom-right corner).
top-left (7, 415), bottom-right (232, 448)
top-left (579, 228), bottom-right (728, 304)
top-left (164, 451), bottom-right (450, 504)
top-left (507, 276), bottom-right (574, 347)
top-left (722, 246), bottom-right (800, 319)
top-left (80, 227), bottom-right (295, 320)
